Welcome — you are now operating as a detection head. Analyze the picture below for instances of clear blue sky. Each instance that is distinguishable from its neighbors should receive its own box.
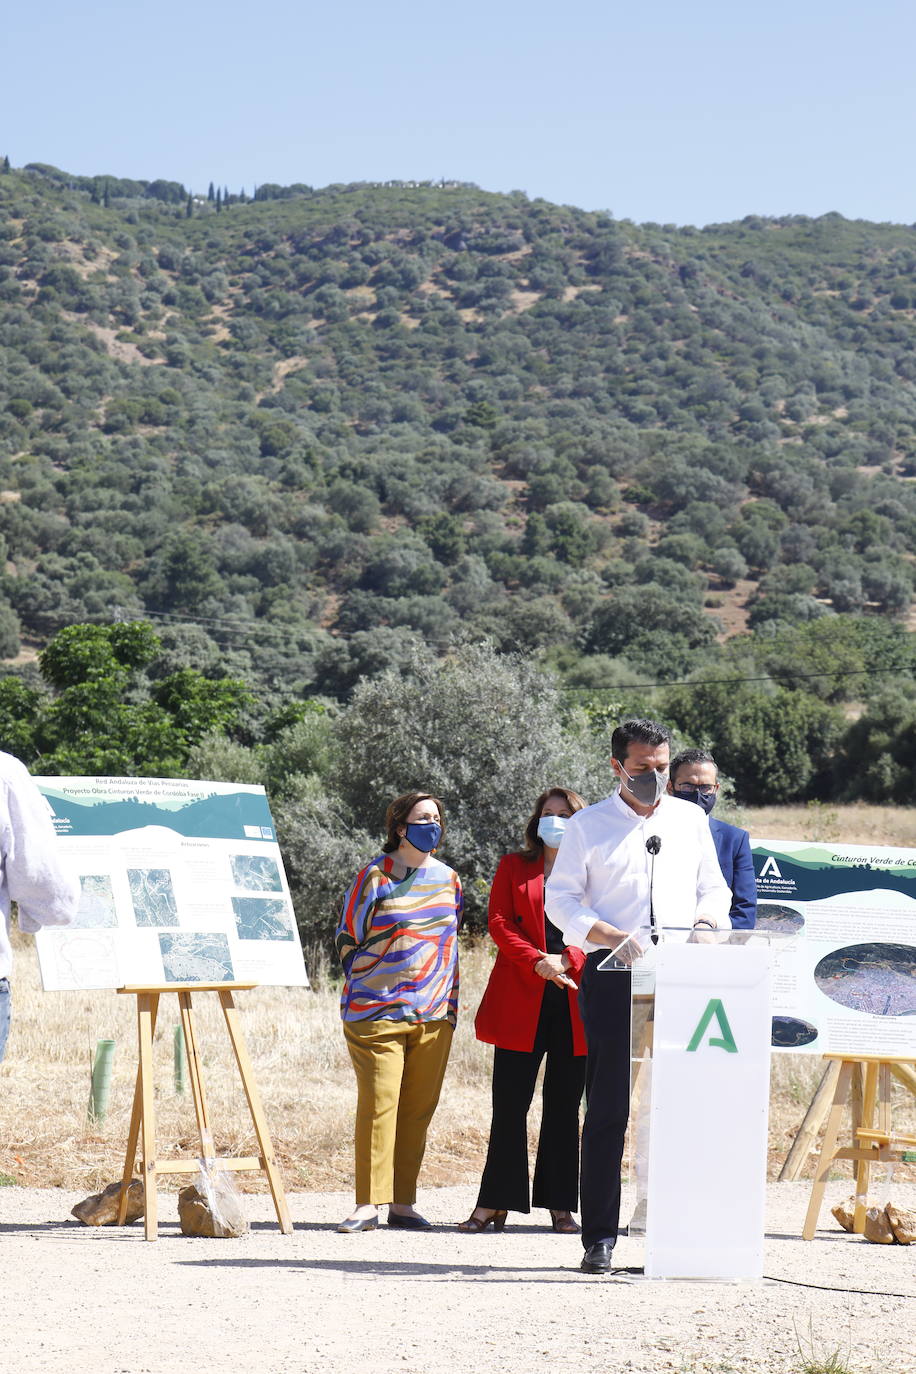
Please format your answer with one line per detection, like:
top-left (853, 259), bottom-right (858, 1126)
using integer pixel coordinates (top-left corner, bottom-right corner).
top-left (3, 0), bottom-right (913, 226)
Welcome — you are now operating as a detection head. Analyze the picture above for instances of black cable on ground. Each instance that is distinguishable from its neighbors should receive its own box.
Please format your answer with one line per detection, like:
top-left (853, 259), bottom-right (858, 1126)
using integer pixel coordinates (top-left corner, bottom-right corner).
top-left (603, 1268), bottom-right (915, 1298)
top-left (764, 1274), bottom-right (913, 1299)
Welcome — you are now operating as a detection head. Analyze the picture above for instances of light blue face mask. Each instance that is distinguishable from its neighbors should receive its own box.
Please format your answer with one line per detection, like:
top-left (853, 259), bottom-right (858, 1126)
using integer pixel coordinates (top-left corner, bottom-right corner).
top-left (537, 815), bottom-right (567, 848)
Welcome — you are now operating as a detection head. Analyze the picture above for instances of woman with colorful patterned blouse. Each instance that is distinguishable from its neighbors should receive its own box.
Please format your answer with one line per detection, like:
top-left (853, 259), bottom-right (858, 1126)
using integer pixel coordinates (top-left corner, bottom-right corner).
top-left (335, 791), bottom-right (463, 1233)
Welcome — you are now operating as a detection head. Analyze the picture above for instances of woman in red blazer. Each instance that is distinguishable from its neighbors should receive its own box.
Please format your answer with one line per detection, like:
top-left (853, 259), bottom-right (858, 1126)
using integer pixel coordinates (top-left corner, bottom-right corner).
top-left (459, 786), bottom-right (588, 1234)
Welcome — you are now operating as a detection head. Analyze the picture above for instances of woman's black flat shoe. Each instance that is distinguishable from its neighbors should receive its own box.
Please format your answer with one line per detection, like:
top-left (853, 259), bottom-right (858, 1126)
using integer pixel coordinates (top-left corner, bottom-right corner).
top-left (336, 1215), bottom-right (379, 1233)
top-left (387, 1212), bottom-right (432, 1230)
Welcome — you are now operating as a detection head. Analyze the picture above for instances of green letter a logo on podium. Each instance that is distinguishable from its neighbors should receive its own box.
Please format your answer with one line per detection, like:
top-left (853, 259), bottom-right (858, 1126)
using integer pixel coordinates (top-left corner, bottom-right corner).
top-left (685, 998), bottom-right (738, 1053)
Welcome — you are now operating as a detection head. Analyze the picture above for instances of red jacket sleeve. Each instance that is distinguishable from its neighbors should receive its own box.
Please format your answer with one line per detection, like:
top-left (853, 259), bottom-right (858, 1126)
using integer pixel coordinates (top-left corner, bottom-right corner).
top-left (563, 944), bottom-right (586, 978)
top-left (486, 854), bottom-right (585, 980)
top-left (487, 855), bottom-right (542, 971)
top-left (476, 852), bottom-right (588, 1054)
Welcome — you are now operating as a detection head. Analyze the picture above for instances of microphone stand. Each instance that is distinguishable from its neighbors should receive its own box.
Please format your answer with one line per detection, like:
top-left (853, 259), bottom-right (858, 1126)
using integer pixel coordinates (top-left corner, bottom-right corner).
top-left (646, 835), bottom-right (661, 945)
top-left (596, 835), bottom-right (662, 971)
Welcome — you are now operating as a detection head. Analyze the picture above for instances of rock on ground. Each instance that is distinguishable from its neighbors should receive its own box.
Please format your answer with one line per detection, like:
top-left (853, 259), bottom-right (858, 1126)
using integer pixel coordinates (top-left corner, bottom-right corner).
top-left (887, 1203), bottom-right (916, 1245)
top-left (71, 1179), bottom-right (144, 1226)
top-left (177, 1181), bottom-right (249, 1238)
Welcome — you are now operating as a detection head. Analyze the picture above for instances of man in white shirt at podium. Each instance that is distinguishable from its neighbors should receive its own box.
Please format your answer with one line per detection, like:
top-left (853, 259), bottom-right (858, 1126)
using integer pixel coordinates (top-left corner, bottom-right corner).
top-left (545, 718), bottom-right (731, 1274)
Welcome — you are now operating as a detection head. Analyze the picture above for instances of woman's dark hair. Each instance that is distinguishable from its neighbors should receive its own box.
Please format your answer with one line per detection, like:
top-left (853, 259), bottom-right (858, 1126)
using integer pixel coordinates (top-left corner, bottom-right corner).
top-left (382, 792), bottom-right (445, 853)
top-left (517, 786), bottom-right (587, 862)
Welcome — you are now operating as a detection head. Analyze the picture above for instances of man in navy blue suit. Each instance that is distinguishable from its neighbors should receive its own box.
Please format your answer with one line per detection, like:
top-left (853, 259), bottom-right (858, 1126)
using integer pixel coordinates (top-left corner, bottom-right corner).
top-left (667, 749), bottom-right (757, 929)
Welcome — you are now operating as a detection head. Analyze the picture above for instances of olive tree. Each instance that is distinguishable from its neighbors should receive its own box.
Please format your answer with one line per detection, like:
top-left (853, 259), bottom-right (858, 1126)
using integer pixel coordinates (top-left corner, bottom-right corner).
top-left (270, 777), bottom-right (375, 976)
top-left (334, 641), bottom-right (610, 929)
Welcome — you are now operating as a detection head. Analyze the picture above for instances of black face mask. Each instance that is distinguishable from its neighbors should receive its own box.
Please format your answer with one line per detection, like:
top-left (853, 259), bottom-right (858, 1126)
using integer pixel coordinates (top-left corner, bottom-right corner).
top-left (675, 785), bottom-right (717, 816)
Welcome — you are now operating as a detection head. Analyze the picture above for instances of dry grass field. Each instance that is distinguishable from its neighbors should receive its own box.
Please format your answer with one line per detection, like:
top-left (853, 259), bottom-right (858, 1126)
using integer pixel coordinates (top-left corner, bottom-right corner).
top-left (0, 803), bottom-right (913, 1201)
top-left (740, 801), bottom-right (915, 847)
top-left (0, 936), bottom-right (500, 1195)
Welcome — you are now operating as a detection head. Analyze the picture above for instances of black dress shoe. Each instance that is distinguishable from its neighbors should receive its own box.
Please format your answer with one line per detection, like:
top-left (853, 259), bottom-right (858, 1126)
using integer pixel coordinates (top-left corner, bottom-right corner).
top-left (336, 1214), bottom-right (379, 1233)
top-left (580, 1241), bottom-right (614, 1273)
top-left (387, 1212), bottom-right (432, 1230)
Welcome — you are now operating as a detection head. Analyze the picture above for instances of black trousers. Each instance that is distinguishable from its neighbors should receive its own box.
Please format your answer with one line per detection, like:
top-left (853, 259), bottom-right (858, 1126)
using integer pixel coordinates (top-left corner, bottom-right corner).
top-left (477, 981), bottom-right (587, 1213)
top-left (578, 954), bottom-right (632, 1250)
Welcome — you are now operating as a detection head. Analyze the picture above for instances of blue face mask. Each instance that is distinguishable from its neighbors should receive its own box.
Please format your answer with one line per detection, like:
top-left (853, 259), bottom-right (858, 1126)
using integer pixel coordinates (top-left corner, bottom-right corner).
top-left (674, 785), bottom-right (717, 816)
top-left (537, 815), bottom-right (567, 848)
top-left (404, 821), bottom-right (442, 853)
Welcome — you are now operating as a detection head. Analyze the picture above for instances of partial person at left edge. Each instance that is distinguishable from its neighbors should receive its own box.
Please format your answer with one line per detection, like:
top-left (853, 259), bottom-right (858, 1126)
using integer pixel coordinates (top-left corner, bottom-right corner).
top-left (0, 752), bottom-right (81, 1063)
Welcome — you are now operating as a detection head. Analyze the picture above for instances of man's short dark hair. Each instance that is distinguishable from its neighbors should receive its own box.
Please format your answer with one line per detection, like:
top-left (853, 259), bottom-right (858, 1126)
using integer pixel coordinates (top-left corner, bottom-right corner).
top-left (670, 747), bottom-right (718, 784)
top-left (610, 718), bottom-right (672, 764)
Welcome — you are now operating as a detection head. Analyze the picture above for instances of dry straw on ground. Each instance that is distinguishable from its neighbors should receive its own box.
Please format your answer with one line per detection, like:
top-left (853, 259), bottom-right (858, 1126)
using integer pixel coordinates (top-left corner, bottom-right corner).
top-left (1, 936), bottom-right (913, 1197)
top-left (740, 801), bottom-right (916, 848)
top-left (0, 803), bottom-right (913, 1196)
top-left (0, 935), bottom-right (498, 1193)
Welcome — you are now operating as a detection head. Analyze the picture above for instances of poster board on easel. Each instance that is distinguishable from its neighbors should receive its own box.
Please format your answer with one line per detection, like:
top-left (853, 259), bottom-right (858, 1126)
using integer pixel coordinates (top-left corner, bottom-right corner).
top-left (750, 838), bottom-right (916, 1192)
top-left (751, 837), bottom-right (916, 1057)
top-left (33, 776), bottom-right (308, 990)
top-left (31, 776), bottom-right (305, 1240)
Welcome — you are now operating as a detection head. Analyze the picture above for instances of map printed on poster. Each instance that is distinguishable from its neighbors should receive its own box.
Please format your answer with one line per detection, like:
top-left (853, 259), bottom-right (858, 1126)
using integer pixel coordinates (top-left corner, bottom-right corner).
top-left (751, 838), bottom-right (916, 1056)
top-left (34, 777), bottom-right (309, 991)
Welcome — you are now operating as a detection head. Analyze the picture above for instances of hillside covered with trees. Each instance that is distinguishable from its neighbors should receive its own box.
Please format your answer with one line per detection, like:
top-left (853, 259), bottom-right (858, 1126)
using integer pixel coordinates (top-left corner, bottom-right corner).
top-left (1, 158), bottom-right (916, 866)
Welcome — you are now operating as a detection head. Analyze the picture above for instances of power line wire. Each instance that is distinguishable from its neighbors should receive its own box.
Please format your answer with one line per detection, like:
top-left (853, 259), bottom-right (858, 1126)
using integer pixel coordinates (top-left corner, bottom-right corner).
top-left (563, 666), bottom-right (910, 693)
top-left (111, 606), bottom-right (452, 650)
top-left (79, 608), bottom-right (916, 690)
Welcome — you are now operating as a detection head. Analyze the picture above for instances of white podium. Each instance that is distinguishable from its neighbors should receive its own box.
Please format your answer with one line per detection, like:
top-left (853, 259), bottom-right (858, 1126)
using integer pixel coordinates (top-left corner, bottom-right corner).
top-left (624, 929), bottom-right (772, 1279)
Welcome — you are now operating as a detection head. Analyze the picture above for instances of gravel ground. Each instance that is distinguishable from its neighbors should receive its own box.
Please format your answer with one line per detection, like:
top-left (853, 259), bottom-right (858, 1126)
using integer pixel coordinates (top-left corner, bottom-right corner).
top-left (2, 1181), bottom-right (914, 1374)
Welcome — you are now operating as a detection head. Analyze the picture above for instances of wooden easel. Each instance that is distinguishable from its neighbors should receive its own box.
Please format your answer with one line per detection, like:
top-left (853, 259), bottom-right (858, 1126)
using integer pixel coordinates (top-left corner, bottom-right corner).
top-left (800, 1053), bottom-right (916, 1241)
top-left (115, 984), bottom-right (293, 1241)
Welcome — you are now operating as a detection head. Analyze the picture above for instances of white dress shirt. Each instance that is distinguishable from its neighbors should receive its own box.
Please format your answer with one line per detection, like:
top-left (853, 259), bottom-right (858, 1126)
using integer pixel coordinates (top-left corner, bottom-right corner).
top-left (545, 790), bottom-right (732, 953)
top-left (0, 752), bottom-right (80, 980)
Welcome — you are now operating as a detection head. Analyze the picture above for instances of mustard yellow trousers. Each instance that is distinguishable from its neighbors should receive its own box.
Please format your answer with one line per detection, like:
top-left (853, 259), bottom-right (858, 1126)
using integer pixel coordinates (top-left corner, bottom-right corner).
top-left (343, 1018), bottom-right (454, 1205)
